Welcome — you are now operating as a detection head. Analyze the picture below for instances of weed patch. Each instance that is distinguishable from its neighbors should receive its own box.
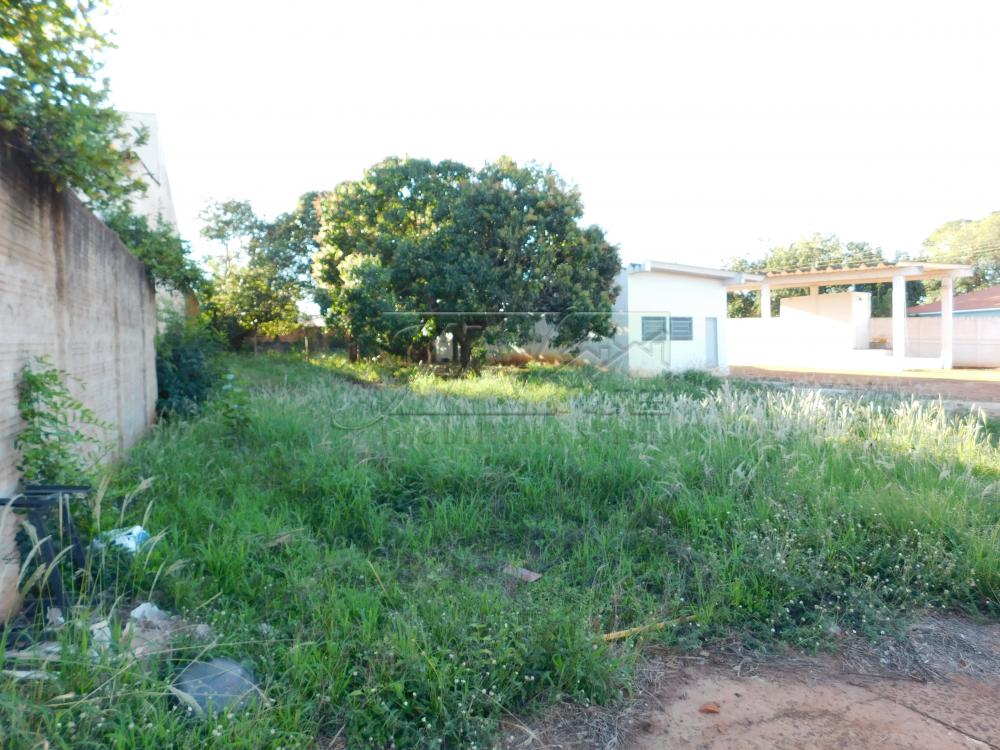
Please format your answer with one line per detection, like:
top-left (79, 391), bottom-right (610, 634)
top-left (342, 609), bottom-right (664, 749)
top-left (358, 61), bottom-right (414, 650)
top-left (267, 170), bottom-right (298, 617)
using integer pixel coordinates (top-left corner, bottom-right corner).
top-left (2, 355), bottom-right (998, 748)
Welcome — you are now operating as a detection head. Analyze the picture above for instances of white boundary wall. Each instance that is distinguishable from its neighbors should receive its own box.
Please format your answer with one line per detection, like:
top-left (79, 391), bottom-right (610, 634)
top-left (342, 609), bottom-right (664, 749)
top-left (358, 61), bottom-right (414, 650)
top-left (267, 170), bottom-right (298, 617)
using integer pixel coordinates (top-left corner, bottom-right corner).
top-left (869, 317), bottom-right (1000, 368)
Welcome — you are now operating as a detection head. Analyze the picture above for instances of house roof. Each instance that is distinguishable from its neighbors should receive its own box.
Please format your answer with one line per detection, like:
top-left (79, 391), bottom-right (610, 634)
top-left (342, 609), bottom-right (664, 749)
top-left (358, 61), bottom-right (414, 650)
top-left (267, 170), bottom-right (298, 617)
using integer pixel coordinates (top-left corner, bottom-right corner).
top-left (726, 261), bottom-right (973, 291)
top-left (634, 260), bottom-right (764, 284)
top-left (908, 284), bottom-right (1000, 315)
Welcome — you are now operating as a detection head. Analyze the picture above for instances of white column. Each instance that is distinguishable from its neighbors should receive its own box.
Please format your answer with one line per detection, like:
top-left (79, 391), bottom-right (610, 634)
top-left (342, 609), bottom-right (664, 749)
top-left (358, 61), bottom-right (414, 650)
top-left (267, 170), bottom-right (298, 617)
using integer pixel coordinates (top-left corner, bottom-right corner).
top-left (760, 283), bottom-right (771, 318)
top-left (941, 276), bottom-right (954, 368)
top-left (810, 285), bottom-right (820, 296)
top-left (892, 273), bottom-right (906, 360)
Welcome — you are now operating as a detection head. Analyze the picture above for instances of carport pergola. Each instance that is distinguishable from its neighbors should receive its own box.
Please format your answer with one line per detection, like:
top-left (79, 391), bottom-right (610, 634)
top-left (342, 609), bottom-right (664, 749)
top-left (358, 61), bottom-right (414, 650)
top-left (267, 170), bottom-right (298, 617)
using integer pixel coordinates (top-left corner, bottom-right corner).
top-left (725, 262), bottom-right (974, 368)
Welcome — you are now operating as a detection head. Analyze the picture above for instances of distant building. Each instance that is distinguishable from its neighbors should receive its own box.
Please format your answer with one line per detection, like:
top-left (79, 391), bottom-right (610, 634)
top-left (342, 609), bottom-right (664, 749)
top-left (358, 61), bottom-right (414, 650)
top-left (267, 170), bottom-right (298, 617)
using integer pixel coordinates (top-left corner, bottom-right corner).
top-left (908, 285), bottom-right (1000, 317)
top-left (126, 112), bottom-right (178, 229)
top-left (123, 112), bottom-right (193, 320)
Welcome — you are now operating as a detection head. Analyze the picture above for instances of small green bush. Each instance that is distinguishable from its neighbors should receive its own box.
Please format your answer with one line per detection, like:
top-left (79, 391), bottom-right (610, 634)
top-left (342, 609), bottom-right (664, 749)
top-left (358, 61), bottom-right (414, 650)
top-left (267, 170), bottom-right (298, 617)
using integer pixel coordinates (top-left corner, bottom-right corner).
top-left (15, 356), bottom-right (108, 484)
top-left (155, 313), bottom-right (221, 417)
top-left (210, 372), bottom-right (252, 435)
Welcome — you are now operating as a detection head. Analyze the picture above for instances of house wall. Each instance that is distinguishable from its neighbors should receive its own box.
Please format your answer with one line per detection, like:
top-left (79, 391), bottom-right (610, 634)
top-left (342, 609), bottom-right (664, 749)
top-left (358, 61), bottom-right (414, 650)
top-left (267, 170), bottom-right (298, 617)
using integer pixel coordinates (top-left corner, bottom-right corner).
top-left (0, 137), bottom-right (157, 496)
top-left (779, 291), bottom-right (871, 351)
top-left (620, 271), bottom-right (729, 374)
top-left (870, 316), bottom-right (1000, 367)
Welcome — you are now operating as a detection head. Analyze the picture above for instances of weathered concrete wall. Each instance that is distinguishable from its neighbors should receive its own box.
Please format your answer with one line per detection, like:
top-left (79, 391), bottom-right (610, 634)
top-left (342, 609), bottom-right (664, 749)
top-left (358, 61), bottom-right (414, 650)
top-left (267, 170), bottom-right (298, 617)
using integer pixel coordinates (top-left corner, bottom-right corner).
top-left (0, 138), bottom-right (157, 496)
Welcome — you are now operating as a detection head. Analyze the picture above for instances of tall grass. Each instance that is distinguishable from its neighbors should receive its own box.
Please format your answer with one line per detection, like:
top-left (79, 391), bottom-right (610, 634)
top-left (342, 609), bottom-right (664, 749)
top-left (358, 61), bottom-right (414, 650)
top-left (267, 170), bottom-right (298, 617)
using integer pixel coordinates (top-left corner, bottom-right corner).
top-left (2, 354), bottom-right (998, 748)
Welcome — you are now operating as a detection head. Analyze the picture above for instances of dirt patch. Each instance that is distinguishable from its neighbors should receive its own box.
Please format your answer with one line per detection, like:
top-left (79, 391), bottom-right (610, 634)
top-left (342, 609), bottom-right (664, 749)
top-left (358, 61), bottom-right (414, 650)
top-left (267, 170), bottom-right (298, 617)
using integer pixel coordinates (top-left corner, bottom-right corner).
top-left (633, 661), bottom-right (998, 750)
top-left (731, 366), bottom-right (1000, 410)
top-left (500, 615), bottom-right (1000, 749)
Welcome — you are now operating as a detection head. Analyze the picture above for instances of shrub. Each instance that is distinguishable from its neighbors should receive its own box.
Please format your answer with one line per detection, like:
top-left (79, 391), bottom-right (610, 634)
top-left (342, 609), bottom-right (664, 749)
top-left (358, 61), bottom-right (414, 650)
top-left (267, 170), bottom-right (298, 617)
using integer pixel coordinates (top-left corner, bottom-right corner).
top-left (15, 356), bottom-right (109, 484)
top-left (155, 313), bottom-right (221, 417)
top-left (211, 373), bottom-right (252, 435)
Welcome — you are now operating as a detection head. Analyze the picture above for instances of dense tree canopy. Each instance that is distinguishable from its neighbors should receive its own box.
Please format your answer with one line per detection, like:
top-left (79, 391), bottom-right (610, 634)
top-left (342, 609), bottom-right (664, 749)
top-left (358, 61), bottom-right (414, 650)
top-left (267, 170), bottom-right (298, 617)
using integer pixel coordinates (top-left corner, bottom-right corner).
top-left (921, 211), bottom-right (1000, 299)
top-left (0, 0), bottom-right (145, 208)
top-left (727, 234), bottom-right (922, 317)
top-left (313, 157), bottom-right (621, 366)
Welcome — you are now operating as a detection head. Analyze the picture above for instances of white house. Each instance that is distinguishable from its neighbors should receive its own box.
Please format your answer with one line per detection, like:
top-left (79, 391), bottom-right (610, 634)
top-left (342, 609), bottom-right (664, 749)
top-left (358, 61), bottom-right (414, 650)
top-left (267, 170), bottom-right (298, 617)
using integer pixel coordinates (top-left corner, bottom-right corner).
top-left (575, 261), bottom-right (762, 375)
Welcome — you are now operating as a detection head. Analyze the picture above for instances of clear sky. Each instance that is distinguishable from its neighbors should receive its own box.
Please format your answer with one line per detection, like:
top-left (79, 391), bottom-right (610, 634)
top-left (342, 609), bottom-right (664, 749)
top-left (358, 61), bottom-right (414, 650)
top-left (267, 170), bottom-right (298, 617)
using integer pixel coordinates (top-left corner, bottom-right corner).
top-left (102, 0), bottom-right (1000, 267)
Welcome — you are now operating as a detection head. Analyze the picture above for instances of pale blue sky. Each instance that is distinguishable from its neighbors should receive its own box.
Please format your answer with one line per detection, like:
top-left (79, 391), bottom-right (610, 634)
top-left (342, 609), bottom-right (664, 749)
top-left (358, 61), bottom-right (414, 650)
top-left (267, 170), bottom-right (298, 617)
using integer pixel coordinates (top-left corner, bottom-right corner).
top-left (102, 0), bottom-right (1000, 267)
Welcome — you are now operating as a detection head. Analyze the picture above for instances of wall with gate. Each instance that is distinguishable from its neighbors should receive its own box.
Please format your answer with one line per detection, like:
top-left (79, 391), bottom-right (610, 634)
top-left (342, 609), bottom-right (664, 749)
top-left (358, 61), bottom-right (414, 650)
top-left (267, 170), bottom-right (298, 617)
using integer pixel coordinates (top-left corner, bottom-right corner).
top-left (0, 138), bottom-right (157, 496)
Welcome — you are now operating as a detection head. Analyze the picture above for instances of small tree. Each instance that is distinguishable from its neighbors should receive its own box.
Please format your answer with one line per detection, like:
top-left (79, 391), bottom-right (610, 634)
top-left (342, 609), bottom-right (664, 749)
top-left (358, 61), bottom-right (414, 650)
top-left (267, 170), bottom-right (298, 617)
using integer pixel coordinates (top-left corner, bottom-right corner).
top-left (199, 199), bottom-right (261, 281)
top-left (200, 197), bottom-right (318, 349)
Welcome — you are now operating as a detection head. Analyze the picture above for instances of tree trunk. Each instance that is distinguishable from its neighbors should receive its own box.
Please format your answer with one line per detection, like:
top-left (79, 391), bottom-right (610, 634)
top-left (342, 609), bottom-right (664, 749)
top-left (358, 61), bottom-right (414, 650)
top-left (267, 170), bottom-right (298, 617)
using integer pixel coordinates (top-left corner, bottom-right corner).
top-left (453, 327), bottom-right (471, 370)
top-left (253, 333), bottom-right (259, 355)
top-left (459, 337), bottom-right (471, 369)
top-left (451, 335), bottom-right (459, 364)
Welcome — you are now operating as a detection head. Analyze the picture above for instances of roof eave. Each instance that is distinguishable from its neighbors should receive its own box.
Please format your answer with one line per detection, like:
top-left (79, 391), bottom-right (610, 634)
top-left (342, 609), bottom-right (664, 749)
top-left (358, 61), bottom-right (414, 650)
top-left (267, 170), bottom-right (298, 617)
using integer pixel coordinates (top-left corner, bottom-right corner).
top-left (642, 260), bottom-right (761, 284)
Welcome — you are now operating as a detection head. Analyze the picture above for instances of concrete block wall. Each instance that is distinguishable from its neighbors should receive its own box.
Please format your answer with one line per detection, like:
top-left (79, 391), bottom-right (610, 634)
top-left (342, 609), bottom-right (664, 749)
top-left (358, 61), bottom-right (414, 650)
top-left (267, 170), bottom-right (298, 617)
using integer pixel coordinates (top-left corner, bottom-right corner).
top-left (0, 137), bottom-right (157, 496)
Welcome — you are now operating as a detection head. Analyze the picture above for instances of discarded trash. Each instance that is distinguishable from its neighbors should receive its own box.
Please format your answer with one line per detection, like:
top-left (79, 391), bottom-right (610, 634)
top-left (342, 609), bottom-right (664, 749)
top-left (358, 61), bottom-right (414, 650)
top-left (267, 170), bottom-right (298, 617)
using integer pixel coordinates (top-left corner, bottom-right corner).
top-left (602, 614), bottom-right (697, 642)
top-left (125, 602), bottom-right (179, 658)
top-left (122, 602), bottom-right (213, 659)
top-left (3, 668), bottom-right (54, 681)
top-left (130, 602), bottom-right (169, 624)
top-left (46, 607), bottom-right (65, 628)
top-left (699, 701), bottom-right (721, 714)
top-left (503, 565), bottom-right (542, 583)
top-left (92, 526), bottom-right (150, 554)
top-left (89, 619), bottom-right (112, 651)
top-left (264, 528), bottom-right (304, 548)
top-left (6, 640), bottom-right (63, 663)
top-left (173, 658), bottom-right (260, 715)
top-left (0, 506), bottom-right (24, 624)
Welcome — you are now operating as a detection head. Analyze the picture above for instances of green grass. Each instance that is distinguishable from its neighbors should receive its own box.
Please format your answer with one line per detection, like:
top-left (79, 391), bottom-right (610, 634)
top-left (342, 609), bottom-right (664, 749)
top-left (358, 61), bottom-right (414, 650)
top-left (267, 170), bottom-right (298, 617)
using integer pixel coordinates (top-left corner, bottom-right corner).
top-left (3, 353), bottom-right (999, 748)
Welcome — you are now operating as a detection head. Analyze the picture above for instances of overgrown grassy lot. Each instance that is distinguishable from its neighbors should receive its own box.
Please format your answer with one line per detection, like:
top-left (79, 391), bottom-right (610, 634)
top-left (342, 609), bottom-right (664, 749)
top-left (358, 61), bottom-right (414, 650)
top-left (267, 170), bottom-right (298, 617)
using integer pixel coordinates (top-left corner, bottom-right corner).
top-left (4, 355), bottom-right (1000, 748)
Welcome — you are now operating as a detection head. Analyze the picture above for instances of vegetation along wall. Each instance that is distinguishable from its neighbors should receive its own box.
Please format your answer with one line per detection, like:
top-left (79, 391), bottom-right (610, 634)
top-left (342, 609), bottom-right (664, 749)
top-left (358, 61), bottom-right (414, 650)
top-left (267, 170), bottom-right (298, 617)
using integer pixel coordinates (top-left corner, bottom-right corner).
top-left (0, 137), bottom-right (157, 496)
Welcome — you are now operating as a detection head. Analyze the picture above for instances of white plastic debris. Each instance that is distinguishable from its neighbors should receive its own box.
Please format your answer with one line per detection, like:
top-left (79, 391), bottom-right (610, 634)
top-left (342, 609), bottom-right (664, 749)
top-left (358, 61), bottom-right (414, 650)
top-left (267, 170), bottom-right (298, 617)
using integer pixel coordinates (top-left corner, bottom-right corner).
top-left (89, 620), bottom-right (112, 652)
top-left (125, 602), bottom-right (178, 659)
top-left (503, 565), bottom-right (542, 583)
top-left (92, 526), bottom-right (150, 554)
top-left (129, 602), bottom-right (169, 624)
